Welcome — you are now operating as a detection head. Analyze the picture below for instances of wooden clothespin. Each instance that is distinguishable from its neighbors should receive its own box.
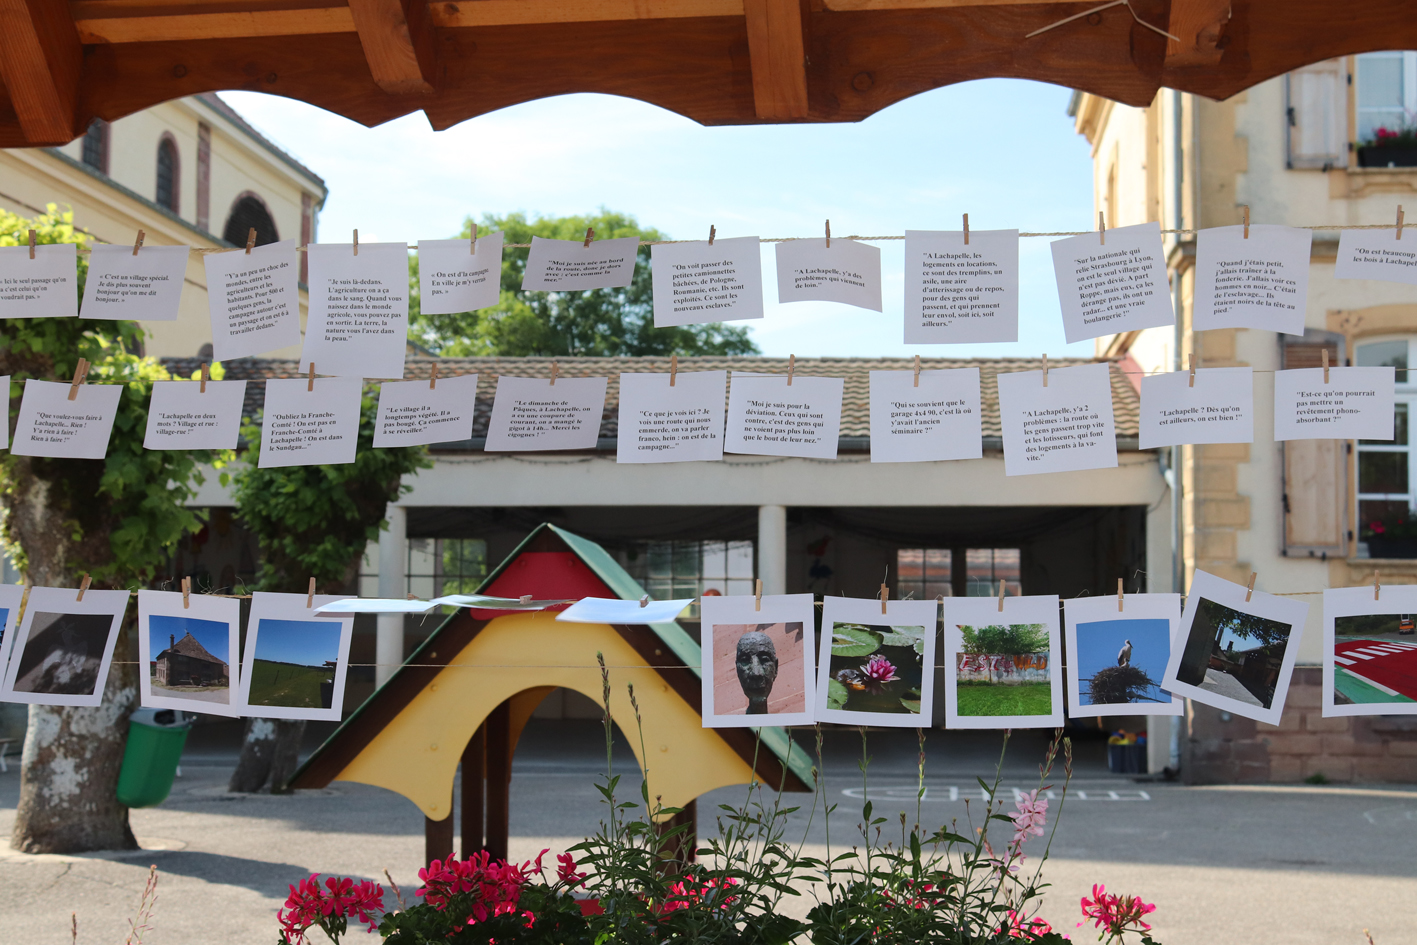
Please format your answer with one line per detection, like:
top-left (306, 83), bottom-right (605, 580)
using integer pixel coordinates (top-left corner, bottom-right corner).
top-left (1189, 353), bottom-right (1196, 388)
top-left (307, 362), bottom-right (316, 392)
top-left (963, 212), bottom-right (970, 246)
top-left (1242, 206), bottom-right (1250, 240)
top-left (1041, 353), bottom-right (1049, 388)
top-left (639, 595), bottom-right (650, 608)
top-left (754, 578), bottom-right (762, 613)
top-left (913, 354), bottom-right (921, 388)
top-left (519, 594), bottom-right (532, 604)
top-left (549, 361), bottom-right (559, 386)
top-left (67, 357), bottom-right (90, 401)
top-left (429, 362), bottom-right (439, 391)
top-left (200, 361), bottom-right (209, 393)
top-left (77, 573), bottom-right (91, 602)
top-left (583, 227), bottom-right (594, 248)
top-left (708, 225), bottom-right (716, 246)
top-left (352, 229), bottom-right (359, 256)
top-left (879, 582), bottom-right (889, 615)
top-left (1398, 205), bottom-right (1405, 241)
top-left (997, 578), bottom-right (1006, 612)
top-left (245, 227), bottom-right (257, 254)
top-left (407, 593), bottom-right (417, 601)
top-left (825, 219), bottom-right (832, 249)
top-left (306, 577), bottom-right (316, 608)
top-left (669, 353), bottom-right (678, 388)
top-left (182, 576), bottom-right (191, 610)
top-left (1322, 348), bottom-right (1330, 384)
top-left (1245, 571), bottom-right (1257, 603)
top-left (132, 229), bottom-right (146, 256)
top-left (1098, 211), bottom-right (1106, 246)
top-left (1374, 569), bottom-right (1381, 602)
top-left (787, 354), bottom-right (796, 386)
top-left (469, 222), bottom-right (478, 255)
top-left (28, 229), bottom-right (36, 259)
top-left (1117, 577), bottom-right (1124, 612)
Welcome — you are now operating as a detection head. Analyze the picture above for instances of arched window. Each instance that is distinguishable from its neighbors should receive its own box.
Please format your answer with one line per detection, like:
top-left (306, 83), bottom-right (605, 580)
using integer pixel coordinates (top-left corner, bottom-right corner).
top-left (81, 119), bottom-right (109, 174)
top-left (156, 136), bottom-right (179, 213)
top-left (1355, 336), bottom-right (1413, 554)
top-left (222, 193), bottom-right (279, 248)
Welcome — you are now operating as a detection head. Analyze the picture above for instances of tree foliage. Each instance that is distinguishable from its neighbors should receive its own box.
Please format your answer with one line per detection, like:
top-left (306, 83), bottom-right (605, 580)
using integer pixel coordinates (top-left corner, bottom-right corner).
top-left (408, 210), bottom-right (759, 358)
top-left (1195, 597), bottom-right (1291, 651)
top-left (958, 623), bottom-right (1049, 655)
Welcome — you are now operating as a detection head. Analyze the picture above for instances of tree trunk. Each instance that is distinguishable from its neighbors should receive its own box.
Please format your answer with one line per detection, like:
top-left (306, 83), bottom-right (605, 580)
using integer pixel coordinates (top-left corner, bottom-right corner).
top-left (228, 719), bottom-right (306, 793)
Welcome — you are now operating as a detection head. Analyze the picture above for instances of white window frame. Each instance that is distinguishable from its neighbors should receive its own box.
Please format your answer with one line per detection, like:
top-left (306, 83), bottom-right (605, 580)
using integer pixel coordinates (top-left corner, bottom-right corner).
top-left (1354, 335), bottom-right (1415, 555)
top-left (1355, 50), bottom-right (1417, 142)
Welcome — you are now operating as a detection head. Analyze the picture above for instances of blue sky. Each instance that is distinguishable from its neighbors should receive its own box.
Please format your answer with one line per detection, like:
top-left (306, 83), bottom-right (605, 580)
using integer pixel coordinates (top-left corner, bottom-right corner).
top-left (1075, 617), bottom-right (1171, 705)
top-left (221, 79), bottom-right (1097, 359)
top-left (252, 618), bottom-right (342, 666)
top-left (150, 614), bottom-right (229, 663)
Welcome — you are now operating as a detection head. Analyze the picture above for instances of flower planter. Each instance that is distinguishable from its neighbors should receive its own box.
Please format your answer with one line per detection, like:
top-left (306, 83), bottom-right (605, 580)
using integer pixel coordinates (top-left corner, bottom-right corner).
top-left (1357, 146), bottom-right (1417, 168)
top-left (1367, 536), bottom-right (1417, 559)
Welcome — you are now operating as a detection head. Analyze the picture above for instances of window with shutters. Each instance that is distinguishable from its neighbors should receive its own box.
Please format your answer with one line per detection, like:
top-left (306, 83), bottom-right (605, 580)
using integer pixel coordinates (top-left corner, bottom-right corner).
top-left (1355, 51), bottom-right (1417, 143)
top-left (1286, 59), bottom-right (1349, 169)
top-left (1355, 337), bottom-right (1415, 556)
top-left (1281, 331), bottom-right (1348, 556)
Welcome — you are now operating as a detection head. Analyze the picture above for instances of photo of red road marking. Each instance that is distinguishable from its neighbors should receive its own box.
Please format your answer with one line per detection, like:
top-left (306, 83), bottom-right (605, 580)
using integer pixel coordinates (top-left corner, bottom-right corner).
top-left (1334, 639), bottom-right (1417, 700)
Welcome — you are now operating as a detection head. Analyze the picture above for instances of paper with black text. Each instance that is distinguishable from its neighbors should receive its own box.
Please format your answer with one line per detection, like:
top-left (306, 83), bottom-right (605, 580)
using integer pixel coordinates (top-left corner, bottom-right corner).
top-left (1138, 367), bottom-right (1254, 449)
top-left (10, 379), bottom-right (122, 459)
top-left (775, 238), bottom-right (882, 312)
top-left (1322, 585), bottom-right (1417, 718)
top-left (0, 586), bottom-right (129, 708)
top-left (996, 362), bottom-right (1117, 475)
top-left (725, 373), bottom-right (843, 459)
top-left (138, 589), bottom-right (243, 717)
top-left (485, 375), bottom-right (608, 451)
top-left (417, 232), bottom-right (504, 315)
top-left (522, 236), bottom-right (639, 291)
top-left (1050, 221), bottom-right (1173, 343)
top-left (1335, 228), bottom-right (1417, 286)
top-left (300, 241), bottom-right (410, 379)
top-left (0, 243), bottom-right (77, 318)
top-left (1273, 366), bottom-right (1395, 440)
top-left (904, 229), bottom-right (1018, 343)
top-left (651, 236), bottom-right (763, 327)
top-left (373, 374), bottom-right (478, 447)
top-left (203, 240), bottom-right (303, 360)
top-left (869, 368), bottom-right (983, 462)
top-left (616, 370), bottom-right (726, 463)
top-left (258, 377), bottom-right (363, 467)
top-left (233, 591), bottom-right (354, 721)
top-left (144, 379), bottom-right (247, 450)
top-left (1194, 225), bottom-right (1311, 335)
top-left (81, 243), bottom-right (188, 321)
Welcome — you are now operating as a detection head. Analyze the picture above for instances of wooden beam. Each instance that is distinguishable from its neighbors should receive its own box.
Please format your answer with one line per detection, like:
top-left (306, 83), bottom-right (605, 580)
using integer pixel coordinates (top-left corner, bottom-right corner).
top-left (459, 724), bottom-right (485, 857)
top-left (432, 0), bottom-right (743, 27)
top-left (1166, 0), bottom-right (1231, 66)
top-left (347, 0), bottom-right (439, 94)
top-left (0, 0), bottom-right (84, 143)
top-left (744, 0), bottom-right (808, 120)
top-left (71, 1), bottom-right (355, 43)
top-left (823, 0), bottom-right (1076, 7)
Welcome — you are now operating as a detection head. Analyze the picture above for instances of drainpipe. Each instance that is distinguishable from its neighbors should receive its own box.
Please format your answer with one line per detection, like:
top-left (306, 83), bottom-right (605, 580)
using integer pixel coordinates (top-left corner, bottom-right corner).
top-left (1170, 88), bottom-right (1187, 774)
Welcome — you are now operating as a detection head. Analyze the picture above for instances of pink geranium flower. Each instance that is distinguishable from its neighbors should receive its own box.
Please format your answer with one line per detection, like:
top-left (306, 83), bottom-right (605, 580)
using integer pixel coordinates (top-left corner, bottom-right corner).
top-left (1079, 883), bottom-right (1156, 941)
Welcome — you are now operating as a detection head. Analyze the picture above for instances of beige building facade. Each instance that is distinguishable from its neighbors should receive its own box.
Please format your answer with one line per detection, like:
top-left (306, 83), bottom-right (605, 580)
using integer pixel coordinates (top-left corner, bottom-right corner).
top-left (1073, 52), bottom-right (1417, 782)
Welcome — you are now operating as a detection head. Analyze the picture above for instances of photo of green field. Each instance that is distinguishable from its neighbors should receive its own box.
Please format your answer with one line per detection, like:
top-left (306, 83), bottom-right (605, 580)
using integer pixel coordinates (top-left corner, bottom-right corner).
top-left (247, 618), bottom-right (340, 709)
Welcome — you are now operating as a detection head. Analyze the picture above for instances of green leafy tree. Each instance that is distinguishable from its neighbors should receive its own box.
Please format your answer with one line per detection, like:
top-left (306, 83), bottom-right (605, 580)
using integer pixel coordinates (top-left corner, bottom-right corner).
top-left (408, 211), bottom-right (760, 357)
top-left (959, 623), bottom-right (1049, 655)
top-left (1, 207), bottom-right (231, 854)
top-left (224, 391), bottom-right (431, 792)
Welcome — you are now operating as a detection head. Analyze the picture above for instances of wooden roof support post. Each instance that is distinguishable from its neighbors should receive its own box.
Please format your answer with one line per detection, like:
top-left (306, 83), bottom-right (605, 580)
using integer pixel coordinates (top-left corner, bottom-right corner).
top-left (744, 0), bottom-right (809, 120)
top-left (0, 0), bottom-right (83, 145)
top-left (347, 0), bottom-right (439, 95)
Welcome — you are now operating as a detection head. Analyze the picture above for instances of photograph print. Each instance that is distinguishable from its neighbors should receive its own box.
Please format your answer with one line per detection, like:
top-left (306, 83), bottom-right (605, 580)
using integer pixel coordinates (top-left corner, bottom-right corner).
top-left (0, 586), bottom-right (129, 707)
top-left (1162, 570), bottom-right (1309, 725)
top-left (1064, 594), bottom-right (1183, 718)
top-left (815, 596), bottom-right (938, 726)
top-left (235, 591), bottom-right (355, 721)
top-left (138, 589), bottom-right (243, 717)
top-left (1322, 585), bottom-right (1417, 717)
top-left (944, 594), bottom-right (1064, 729)
top-left (0, 583), bottom-right (23, 677)
top-left (701, 592), bottom-right (815, 727)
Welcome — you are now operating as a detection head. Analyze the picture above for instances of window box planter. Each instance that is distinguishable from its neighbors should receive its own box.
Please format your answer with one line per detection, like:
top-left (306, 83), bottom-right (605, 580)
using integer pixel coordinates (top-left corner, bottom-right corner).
top-left (1357, 146), bottom-right (1417, 168)
top-left (1366, 536), bottom-right (1417, 559)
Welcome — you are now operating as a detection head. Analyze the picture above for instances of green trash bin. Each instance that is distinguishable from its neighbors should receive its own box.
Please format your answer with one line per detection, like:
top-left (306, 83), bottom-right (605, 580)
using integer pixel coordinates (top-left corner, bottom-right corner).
top-left (116, 708), bottom-right (192, 809)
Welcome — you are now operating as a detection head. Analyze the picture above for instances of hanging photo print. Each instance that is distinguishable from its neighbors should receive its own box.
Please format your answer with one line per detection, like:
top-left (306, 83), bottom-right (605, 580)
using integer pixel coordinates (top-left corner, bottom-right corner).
top-left (1162, 570), bottom-right (1309, 725)
top-left (0, 583), bottom-right (25, 679)
top-left (700, 593), bottom-right (815, 727)
top-left (0, 585), bottom-right (129, 708)
top-left (816, 596), bottom-right (938, 727)
top-left (1322, 585), bottom-right (1417, 717)
top-left (234, 591), bottom-right (355, 722)
top-left (417, 232), bottom-right (504, 315)
top-left (137, 589), bottom-right (243, 717)
top-left (943, 593), bottom-right (1063, 729)
top-left (1064, 593), bottom-right (1184, 718)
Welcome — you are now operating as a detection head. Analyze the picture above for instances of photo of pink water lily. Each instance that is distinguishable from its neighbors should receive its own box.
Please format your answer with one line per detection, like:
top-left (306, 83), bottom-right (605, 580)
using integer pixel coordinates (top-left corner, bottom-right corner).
top-left (826, 622), bottom-right (926, 714)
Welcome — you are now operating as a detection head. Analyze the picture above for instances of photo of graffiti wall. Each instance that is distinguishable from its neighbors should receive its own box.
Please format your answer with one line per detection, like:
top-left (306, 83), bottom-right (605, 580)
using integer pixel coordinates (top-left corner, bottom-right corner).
top-left (954, 622), bottom-right (1052, 717)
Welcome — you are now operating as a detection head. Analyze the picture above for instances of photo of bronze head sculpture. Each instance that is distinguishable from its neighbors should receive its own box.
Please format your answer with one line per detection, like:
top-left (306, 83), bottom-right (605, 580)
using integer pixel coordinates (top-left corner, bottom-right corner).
top-left (735, 627), bottom-right (780, 714)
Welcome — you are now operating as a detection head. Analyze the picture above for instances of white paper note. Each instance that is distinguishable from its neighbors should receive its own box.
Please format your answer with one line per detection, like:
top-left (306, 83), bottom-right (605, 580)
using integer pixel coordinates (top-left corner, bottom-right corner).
top-left (81, 244), bottom-right (189, 321)
top-left (373, 374), bottom-right (478, 447)
top-left (943, 594), bottom-right (1064, 729)
top-left (485, 375), bottom-right (608, 451)
top-left (775, 238), bottom-right (882, 312)
top-left (1138, 367), bottom-right (1254, 449)
top-left (10, 379), bottom-right (123, 459)
top-left (725, 373), bottom-right (844, 459)
top-left (816, 596), bottom-right (939, 727)
top-left (137, 589), bottom-right (243, 717)
top-left (1321, 585), bottom-right (1417, 718)
top-left (0, 586), bottom-right (129, 708)
top-left (233, 591), bottom-right (354, 722)
top-left (1050, 221), bottom-right (1173, 344)
top-left (1194, 225), bottom-right (1312, 335)
top-left (203, 241), bottom-right (303, 360)
top-left (555, 597), bottom-right (694, 624)
top-left (700, 593), bottom-right (817, 728)
top-left (1274, 366), bottom-right (1395, 440)
top-left (904, 229), bottom-right (1019, 343)
top-left (0, 243), bottom-right (77, 318)
top-left (258, 377), bottom-right (363, 468)
top-left (144, 379), bottom-right (248, 450)
top-left (314, 598), bottom-right (438, 615)
top-left (996, 362), bottom-right (1117, 476)
top-left (522, 236), bottom-right (639, 291)
top-left (869, 368), bottom-right (983, 462)
top-left (300, 242), bottom-right (410, 379)
top-left (1335, 228), bottom-right (1417, 285)
top-left (417, 233), bottom-right (504, 315)
top-left (651, 236), bottom-right (763, 327)
top-left (616, 370), bottom-right (726, 463)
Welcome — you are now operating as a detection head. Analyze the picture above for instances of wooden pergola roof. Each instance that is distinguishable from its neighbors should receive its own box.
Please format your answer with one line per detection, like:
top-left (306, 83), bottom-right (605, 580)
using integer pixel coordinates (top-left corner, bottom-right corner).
top-left (1, 1), bottom-right (1415, 147)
